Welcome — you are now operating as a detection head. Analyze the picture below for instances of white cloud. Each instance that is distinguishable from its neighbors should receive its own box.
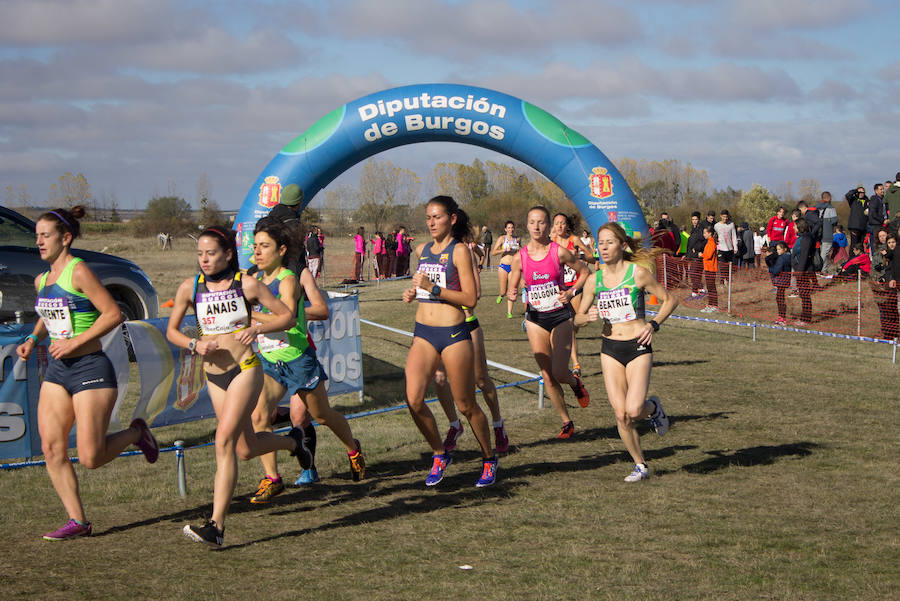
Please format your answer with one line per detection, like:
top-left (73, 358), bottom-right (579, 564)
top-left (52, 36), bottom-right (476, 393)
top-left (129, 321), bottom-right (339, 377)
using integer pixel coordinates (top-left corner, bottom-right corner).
top-left (730, 0), bottom-right (871, 30)
top-left (309, 0), bottom-right (643, 58)
top-left (0, 0), bottom-right (172, 45)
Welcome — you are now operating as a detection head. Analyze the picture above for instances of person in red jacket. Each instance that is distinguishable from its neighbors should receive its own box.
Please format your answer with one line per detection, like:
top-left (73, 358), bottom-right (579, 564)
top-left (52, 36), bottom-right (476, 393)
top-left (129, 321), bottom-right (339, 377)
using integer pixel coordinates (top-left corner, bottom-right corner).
top-left (766, 207), bottom-right (788, 245)
top-left (784, 209), bottom-right (801, 249)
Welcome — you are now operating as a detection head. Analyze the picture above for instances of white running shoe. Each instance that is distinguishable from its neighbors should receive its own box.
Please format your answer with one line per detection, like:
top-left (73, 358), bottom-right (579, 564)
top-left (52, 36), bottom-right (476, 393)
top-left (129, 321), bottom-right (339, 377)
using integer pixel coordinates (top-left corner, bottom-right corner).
top-left (624, 463), bottom-right (650, 482)
top-left (648, 395), bottom-right (670, 436)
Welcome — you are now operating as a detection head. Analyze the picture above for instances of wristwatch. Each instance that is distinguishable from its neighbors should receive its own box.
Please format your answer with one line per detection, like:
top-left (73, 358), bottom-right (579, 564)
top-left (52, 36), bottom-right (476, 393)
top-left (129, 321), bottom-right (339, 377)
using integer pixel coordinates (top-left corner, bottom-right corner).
top-left (188, 338), bottom-right (198, 354)
top-left (648, 320), bottom-right (660, 332)
top-left (431, 284), bottom-right (441, 297)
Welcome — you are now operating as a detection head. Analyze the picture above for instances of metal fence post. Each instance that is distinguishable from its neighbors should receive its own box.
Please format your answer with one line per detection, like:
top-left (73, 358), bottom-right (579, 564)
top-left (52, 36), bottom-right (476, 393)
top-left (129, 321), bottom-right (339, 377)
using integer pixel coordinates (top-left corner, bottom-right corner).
top-left (857, 270), bottom-right (862, 337)
top-left (727, 262), bottom-right (733, 314)
top-left (175, 440), bottom-right (187, 497)
top-left (538, 379), bottom-right (544, 409)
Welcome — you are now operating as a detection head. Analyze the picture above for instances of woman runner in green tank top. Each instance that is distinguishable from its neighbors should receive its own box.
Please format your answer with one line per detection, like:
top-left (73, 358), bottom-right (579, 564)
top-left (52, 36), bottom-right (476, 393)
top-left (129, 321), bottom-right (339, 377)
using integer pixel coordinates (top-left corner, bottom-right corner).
top-left (16, 206), bottom-right (159, 541)
top-left (248, 219), bottom-right (364, 504)
top-left (575, 222), bottom-right (678, 483)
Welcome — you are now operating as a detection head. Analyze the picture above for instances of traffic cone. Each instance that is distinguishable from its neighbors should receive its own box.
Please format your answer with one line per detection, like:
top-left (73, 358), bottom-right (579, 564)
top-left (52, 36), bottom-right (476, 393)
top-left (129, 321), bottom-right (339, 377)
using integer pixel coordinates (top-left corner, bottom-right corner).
top-left (648, 294), bottom-right (660, 306)
top-left (161, 298), bottom-right (174, 308)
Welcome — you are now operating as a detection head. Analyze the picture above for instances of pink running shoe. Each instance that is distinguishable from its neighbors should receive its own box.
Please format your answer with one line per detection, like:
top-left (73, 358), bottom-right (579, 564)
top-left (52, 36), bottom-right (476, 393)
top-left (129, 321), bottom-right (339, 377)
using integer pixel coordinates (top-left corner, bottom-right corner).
top-left (494, 423), bottom-right (510, 454)
top-left (130, 418), bottom-right (159, 463)
top-left (43, 519), bottom-right (92, 541)
top-left (443, 423), bottom-right (464, 452)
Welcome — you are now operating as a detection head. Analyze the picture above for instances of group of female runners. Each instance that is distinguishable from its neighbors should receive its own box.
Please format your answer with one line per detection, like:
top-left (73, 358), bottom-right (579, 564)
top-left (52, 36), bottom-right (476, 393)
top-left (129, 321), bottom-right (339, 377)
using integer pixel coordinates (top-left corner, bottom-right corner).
top-left (22, 197), bottom-right (676, 547)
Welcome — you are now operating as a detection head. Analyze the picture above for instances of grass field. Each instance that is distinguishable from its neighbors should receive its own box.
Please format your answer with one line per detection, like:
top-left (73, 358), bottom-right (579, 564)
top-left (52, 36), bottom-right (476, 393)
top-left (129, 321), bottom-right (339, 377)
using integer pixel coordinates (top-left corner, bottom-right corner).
top-left (1, 233), bottom-right (898, 601)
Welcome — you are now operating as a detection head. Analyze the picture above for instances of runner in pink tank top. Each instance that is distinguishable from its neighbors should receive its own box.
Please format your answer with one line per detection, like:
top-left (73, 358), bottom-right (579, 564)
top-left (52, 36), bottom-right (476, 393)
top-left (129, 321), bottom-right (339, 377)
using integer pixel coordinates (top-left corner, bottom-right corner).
top-left (507, 206), bottom-right (592, 439)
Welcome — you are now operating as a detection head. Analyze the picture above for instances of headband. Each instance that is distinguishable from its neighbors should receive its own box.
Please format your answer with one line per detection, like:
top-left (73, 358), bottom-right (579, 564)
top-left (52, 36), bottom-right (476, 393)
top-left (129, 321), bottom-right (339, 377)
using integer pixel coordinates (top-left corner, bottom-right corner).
top-left (49, 211), bottom-right (73, 233)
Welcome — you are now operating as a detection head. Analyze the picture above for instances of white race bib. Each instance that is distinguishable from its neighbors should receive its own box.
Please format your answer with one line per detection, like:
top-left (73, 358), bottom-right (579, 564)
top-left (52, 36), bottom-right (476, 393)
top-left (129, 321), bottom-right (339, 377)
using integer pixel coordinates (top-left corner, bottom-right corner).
top-left (527, 281), bottom-right (563, 312)
top-left (596, 288), bottom-right (637, 324)
top-left (36, 297), bottom-right (74, 339)
top-left (415, 263), bottom-right (447, 300)
top-left (563, 264), bottom-right (577, 286)
top-left (195, 288), bottom-right (249, 335)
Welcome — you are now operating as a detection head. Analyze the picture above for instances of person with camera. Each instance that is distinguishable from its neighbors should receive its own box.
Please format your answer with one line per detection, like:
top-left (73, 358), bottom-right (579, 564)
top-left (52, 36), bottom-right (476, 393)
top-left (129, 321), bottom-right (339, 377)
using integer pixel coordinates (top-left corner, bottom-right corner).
top-left (868, 183), bottom-right (887, 238)
top-left (845, 186), bottom-right (869, 248)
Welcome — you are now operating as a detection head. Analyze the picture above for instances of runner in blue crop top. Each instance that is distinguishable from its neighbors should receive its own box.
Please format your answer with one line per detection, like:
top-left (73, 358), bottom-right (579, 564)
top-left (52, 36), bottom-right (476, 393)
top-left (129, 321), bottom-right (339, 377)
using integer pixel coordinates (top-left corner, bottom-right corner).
top-left (575, 222), bottom-right (678, 483)
top-left (402, 196), bottom-right (498, 488)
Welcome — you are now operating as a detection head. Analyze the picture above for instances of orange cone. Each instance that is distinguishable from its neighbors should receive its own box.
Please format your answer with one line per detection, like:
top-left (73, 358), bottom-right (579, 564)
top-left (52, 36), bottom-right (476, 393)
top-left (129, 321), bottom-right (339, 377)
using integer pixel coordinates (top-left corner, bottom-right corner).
top-left (648, 294), bottom-right (660, 305)
top-left (161, 298), bottom-right (174, 308)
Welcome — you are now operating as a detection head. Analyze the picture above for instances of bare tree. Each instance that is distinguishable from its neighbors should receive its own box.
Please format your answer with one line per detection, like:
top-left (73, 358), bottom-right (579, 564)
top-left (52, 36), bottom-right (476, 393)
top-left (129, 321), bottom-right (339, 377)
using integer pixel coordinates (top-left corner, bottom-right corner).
top-left (49, 172), bottom-right (91, 208)
top-left (355, 159), bottom-right (421, 232)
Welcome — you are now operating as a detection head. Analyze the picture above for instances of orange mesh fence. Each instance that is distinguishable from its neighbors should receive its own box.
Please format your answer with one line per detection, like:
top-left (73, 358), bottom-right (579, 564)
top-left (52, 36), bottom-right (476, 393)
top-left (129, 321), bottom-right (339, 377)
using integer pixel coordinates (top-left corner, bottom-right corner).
top-left (655, 254), bottom-right (900, 341)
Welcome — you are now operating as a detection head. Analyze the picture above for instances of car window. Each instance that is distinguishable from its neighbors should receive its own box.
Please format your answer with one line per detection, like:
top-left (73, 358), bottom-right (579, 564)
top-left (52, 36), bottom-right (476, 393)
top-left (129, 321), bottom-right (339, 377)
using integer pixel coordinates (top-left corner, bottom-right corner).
top-left (0, 214), bottom-right (35, 246)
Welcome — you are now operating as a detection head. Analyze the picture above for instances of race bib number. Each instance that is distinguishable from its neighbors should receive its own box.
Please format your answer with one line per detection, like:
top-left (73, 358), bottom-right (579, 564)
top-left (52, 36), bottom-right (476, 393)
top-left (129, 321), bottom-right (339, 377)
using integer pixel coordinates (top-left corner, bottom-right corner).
top-left (563, 264), bottom-right (577, 286)
top-left (36, 297), bottom-right (73, 339)
top-left (527, 281), bottom-right (563, 312)
top-left (596, 288), bottom-right (636, 324)
top-left (257, 329), bottom-right (289, 353)
top-left (415, 262), bottom-right (447, 300)
top-left (196, 288), bottom-right (249, 335)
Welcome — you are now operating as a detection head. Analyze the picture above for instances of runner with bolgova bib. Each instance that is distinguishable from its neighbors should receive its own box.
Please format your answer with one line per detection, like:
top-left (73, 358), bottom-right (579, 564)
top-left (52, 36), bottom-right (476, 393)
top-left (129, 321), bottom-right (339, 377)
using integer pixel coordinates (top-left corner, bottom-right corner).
top-left (507, 206), bottom-right (591, 439)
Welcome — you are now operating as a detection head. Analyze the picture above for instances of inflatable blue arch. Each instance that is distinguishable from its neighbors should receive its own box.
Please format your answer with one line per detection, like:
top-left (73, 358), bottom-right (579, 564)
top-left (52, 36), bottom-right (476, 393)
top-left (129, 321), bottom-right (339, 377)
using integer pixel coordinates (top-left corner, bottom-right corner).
top-left (234, 83), bottom-right (648, 267)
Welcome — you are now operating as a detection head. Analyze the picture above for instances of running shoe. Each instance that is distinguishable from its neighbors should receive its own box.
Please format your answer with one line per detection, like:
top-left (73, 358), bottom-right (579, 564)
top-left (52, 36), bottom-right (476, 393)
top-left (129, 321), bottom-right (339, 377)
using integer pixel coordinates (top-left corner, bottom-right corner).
top-left (572, 363), bottom-right (582, 378)
top-left (494, 422), bottom-right (510, 454)
top-left (443, 423), bottom-right (464, 452)
top-left (182, 520), bottom-right (224, 547)
top-left (295, 468), bottom-right (320, 486)
top-left (624, 463), bottom-right (650, 482)
top-left (557, 421), bottom-right (575, 439)
top-left (774, 317), bottom-right (787, 325)
top-left (794, 320), bottom-right (810, 327)
top-left (496, 295), bottom-right (503, 304)
top-left (43, 519), bottom-right (92, 541)
top-left (348, 440), bottom-right (366, 481)
top-left (648, 395), bottom-right (670, 436)
top-left (570, 374), bottom-right (590, 408)
top-left (287, 426), bottom-right (314, 470)
top-left (130, 418), bottom-right (159, 464)
top-left (425, 452), bottom-right (452, 486)
top-left (250, 476), bottom-right (284, 504)
top-left (475, 456), bottom-right (499, 488)
top-left (507, 312), bottom-right (513, 319)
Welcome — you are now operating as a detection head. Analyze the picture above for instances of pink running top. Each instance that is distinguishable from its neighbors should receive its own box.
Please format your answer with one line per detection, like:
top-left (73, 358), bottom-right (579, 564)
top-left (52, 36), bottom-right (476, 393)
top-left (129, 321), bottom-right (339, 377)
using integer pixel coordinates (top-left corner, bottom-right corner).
top-left (354, 234), bottom-right (365, 254)
top-left (520, 241), bottom-right (566, 312)
top-left (372, 237), bottom-right (383, 254)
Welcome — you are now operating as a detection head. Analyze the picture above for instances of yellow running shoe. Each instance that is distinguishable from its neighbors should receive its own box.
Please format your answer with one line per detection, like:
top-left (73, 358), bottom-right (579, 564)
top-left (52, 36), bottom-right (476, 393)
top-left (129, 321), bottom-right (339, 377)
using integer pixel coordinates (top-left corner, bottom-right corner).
top-left (250, 476), bottom-right (285, 504)
top-left (348, 440), bottom-right (366, 481)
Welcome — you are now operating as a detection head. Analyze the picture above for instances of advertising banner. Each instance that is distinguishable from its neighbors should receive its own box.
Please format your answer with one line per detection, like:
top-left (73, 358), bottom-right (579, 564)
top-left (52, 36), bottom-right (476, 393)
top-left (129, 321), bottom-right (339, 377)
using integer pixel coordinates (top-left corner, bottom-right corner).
top-left (234, 83), bottom-right (648, 268)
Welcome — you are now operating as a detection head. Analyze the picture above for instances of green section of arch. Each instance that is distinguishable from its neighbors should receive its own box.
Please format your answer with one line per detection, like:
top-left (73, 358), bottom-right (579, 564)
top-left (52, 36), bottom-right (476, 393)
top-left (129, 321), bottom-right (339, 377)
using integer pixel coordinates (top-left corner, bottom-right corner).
top-left (522, 101), bottom-right (590, 147)
top-left (281, 105), bottom-right (346, 154)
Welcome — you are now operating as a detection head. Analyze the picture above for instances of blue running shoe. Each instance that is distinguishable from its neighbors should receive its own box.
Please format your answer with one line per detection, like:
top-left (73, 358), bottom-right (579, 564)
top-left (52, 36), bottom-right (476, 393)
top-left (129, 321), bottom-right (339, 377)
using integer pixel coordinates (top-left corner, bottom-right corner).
top-left (648, 396), bottom-right (670, 436)
top-left (295, 468), bottom-right (320, 486)
top-left (425, 452), bottom-right (452, 486)
top-left (475, 456), bottom-right (498, 488)
top-left (624, 463), bottom-right (650, 483)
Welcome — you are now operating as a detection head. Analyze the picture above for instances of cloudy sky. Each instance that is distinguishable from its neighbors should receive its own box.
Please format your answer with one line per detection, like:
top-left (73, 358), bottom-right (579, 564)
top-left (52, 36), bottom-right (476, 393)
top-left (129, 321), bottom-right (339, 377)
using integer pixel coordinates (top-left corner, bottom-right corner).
top-left (2, 0), bottom-right (899, 211)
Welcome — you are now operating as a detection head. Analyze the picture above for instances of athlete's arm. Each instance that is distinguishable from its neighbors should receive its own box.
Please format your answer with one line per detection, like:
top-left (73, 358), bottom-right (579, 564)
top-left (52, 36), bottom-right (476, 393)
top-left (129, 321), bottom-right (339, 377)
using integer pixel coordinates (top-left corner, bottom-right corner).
top-left (299, 268), bottom-right (330, 321)
top-left (557, 245), bottom-right (592, 302)
top-left (403, 242), bottom-right (428, 303)
top-left (17, 275), bottom-right (50, 360)
top-left (635, 265), bottom-right (678, 344)
top-left (573, 271), bottom-right (600, 327)
top-left (166, 278), bottom-right (217, 355)
top-left (491, 237), bottom-right (505, 256)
